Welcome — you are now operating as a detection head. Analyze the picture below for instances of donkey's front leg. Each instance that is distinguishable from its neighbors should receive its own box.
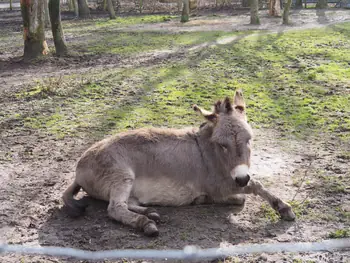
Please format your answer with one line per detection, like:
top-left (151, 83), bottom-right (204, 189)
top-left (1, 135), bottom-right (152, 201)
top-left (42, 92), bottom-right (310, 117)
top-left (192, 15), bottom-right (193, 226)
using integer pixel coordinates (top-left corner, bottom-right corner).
top-left (244, 179), bottom-right (296, 221)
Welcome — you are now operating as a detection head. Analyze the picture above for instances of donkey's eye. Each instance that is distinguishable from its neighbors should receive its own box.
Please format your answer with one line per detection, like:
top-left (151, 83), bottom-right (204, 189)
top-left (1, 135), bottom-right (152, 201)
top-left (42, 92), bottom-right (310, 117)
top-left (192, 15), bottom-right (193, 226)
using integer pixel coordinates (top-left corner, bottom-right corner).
top-left (220, 144), bottom-right (228, 153)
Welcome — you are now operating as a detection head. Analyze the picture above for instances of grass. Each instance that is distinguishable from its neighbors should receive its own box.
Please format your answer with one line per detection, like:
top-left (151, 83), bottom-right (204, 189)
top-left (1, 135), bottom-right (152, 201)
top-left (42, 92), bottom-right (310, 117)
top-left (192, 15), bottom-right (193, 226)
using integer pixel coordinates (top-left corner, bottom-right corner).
top-left (318, 174), bottom-right (348, 194)
top-left (288, 200), bottom-right (311, 218)
top-left (81, 31), bottom-right (251, 55)
top-left (292, 260), bottom-right (316, 263)
top-left (328, 228), bottom-right (350, 239)
top-left (335, 206), bottom-right (350, 222)
top-left (7, 18), bottom-right (350, 142)
top-left (259, 203), bottom-right (280, 223)
top-left (259, 200), bottom-right (310, 223)
top-left (180, 232), bottom-right (189, 241)
top-left (63, 14), bottom-right (177, 33)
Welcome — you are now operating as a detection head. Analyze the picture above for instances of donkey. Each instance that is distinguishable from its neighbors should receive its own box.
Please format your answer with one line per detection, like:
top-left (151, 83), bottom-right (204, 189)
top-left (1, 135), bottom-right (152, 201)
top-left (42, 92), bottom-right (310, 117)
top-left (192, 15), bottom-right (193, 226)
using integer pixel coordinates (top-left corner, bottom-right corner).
top-left (62, 90), bottom-right (295, 237)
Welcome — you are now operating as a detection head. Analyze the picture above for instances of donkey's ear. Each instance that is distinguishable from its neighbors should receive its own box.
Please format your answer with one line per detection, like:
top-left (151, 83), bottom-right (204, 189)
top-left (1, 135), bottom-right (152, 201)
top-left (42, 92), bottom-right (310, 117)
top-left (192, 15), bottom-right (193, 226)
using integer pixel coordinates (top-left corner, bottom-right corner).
top-left (223, 97), bottom-right (233, 113)
top-left (193, 105), bottom-right (218, 122)
top-left (233, 89), bottom-right (246, 113)
top-left (214, 97), bottom-right (233, 114)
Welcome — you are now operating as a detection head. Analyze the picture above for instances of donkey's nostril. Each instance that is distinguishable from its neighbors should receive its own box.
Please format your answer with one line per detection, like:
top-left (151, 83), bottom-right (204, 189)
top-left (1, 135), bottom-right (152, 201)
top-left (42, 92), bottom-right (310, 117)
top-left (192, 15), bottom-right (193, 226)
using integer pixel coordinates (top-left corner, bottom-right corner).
top-left (235, 174), bottom-right (250, 187)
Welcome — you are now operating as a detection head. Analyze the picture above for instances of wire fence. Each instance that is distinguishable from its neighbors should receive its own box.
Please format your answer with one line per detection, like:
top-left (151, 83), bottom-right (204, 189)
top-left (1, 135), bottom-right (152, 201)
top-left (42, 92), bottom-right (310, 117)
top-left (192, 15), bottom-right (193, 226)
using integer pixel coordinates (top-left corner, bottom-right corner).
top-left (1, 238), bottom-right (350, 261)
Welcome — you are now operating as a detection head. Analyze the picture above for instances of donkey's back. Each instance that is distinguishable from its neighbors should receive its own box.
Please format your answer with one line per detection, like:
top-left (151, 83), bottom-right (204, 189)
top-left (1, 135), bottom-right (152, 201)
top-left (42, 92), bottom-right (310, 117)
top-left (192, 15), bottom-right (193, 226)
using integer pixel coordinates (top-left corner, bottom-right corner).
top-left (77, 127), bottom-right (205, 201)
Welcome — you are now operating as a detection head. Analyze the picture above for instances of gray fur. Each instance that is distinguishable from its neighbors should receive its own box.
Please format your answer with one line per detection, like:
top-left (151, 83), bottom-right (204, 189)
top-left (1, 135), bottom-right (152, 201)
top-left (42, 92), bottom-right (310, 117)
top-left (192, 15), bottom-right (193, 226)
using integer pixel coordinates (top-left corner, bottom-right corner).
top-left (62, 90), bottom-right (295, 237)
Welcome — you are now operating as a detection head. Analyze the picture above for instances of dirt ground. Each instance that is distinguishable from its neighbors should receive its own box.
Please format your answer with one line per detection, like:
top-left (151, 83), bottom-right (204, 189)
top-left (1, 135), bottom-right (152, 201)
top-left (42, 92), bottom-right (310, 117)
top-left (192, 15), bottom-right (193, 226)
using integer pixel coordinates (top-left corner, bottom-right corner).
top-left (0, 8), bottom-right (350, 263)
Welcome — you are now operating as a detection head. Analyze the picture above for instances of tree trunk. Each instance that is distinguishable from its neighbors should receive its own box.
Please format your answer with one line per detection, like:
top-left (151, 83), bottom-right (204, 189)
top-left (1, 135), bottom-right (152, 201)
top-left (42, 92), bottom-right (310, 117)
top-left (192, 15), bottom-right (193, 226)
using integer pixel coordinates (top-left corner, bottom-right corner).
top-left (10, 0), bottom-right (13, 10)
top-left (250, 0), bottom-right (260, 24)
top-left (282, 0), bottom-right (292, 24)
top-left (107, 0), bottom-right (116, 19)
top-left (103, 0), bottom-right (107, 10)
top-left (181, 0), bottom-right (189, 23)
top-left (49, 0), bottom-right (68, 56)
top-left (68, 0), bottom-right (74, 11)
top-left (242, 0), bottom-right (249, 7)
top-left (316, 0), bottom-right (327, 8)
top-left (73, 0), bottom-right (79, 16)
top-left (295, 0), bottom-right (302, 8)
top-left (269, 0), bottom-right (281, 16)
top-left (177, 0), bottom-right (181, 11)
top-left (44, 0), bottom-right (51, 28)
top-left (77, 0), bottom-right (90, 18)
top-left (139, 0), bottom-right (143, 13)
top-left (20, 0), bottom-right (49, 60)
top-left (189, 0), bottom-right (196, 10)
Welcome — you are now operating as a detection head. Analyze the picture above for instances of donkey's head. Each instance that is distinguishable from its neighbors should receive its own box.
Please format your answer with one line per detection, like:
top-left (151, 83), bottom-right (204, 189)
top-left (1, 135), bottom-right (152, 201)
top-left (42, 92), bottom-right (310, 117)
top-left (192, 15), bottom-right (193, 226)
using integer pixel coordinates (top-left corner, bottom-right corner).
top-left (194, 90), bottom-right (253, 187)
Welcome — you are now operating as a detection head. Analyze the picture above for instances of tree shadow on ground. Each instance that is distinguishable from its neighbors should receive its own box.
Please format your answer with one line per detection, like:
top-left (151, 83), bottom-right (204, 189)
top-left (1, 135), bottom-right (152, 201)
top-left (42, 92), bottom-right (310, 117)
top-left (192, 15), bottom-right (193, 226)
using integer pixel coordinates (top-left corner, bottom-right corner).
top-left (0, 27), bottom-right (256, 81)
top-left (0, 27), bottom-right (258, 144)
top-left (331, 21), bottom-right (350, 37)
top-left (316, 8), bottom-right (330, 24)
top-left (38, 195), bottom-right (295, 263)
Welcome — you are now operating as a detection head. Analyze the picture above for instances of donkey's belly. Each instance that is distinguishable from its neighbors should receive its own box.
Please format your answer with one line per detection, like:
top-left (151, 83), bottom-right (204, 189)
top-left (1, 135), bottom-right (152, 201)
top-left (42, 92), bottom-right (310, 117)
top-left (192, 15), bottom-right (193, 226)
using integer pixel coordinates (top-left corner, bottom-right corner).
top-left (132, 176), bottom-right (199, 206)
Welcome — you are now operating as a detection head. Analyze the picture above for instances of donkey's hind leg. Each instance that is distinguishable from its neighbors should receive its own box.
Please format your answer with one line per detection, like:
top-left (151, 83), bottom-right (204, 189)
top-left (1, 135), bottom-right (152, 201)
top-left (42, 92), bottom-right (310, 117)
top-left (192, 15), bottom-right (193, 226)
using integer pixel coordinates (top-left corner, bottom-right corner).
top-left (214, 194), bottom-right (246, 215)
top-left (107, 171), bottom-right (158, 237)
top-left (128, 198), bottom-right (161, 223)
top-left (223, 194), bottom-right (246, 206)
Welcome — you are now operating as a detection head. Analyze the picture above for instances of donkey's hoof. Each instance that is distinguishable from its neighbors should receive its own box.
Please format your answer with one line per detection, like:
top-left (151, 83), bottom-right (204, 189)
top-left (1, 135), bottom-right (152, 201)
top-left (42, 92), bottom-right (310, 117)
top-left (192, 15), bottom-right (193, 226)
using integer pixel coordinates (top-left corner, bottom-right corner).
top-left (147, 212), bottom-right (161, 223)
top-left (279, 206), bottom-right (296, 221)
top-left (144, 222), bottom-right (159, 237)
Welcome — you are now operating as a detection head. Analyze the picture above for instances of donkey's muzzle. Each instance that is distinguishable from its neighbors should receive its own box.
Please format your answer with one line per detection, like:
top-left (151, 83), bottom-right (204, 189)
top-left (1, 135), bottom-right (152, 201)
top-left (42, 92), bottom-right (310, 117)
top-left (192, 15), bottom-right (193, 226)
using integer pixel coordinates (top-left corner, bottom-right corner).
top-left (235, 174), bottom-right (250, 187)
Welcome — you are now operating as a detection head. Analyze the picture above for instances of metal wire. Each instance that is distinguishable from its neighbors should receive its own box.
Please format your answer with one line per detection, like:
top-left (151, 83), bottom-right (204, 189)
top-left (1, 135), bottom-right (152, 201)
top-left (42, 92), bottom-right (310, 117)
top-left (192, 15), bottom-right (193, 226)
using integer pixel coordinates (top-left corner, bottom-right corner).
top-left (1, 238), bottom-right (350, 261)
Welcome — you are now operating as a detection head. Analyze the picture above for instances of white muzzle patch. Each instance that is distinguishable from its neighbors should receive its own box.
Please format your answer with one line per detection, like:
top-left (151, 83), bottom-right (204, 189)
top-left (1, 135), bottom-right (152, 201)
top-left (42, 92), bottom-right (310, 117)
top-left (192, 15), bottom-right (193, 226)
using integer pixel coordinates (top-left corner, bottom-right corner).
top-left (233, 164), bottom-right (250, 179)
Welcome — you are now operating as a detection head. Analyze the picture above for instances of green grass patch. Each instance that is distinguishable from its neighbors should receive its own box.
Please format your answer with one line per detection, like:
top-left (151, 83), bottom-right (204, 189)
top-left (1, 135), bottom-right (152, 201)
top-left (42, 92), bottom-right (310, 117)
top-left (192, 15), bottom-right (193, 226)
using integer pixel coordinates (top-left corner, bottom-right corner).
top-left (11, 21), bottom-right (350, 141)
top-left (258, 200), bottom-right (310, 223)
top-left (259, 203), bottom-right (280, 223)
top-left (335, 207), bottom-right (350, 222)
top-left (288, 200), bottom-right (311, 218)
top-left (318, 175), bottom-right (348, 194)
top-left (80, 31), bottom-right (252, 55)
top-left (328, 228), bottom-right (350, 239)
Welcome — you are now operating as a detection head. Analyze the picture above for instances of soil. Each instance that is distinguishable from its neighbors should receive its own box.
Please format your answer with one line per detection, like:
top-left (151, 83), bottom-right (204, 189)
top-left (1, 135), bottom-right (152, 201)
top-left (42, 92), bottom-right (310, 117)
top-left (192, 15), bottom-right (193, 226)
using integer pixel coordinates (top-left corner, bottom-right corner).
top-left (0, 8), bottom-right (349, 263)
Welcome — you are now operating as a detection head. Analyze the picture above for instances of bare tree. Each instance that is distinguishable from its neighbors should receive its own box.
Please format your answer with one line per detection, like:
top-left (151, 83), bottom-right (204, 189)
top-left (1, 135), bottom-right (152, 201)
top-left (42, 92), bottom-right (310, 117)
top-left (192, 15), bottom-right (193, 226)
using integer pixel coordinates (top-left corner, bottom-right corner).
top-left (283, 0), bottom-right (293, 24)
top-left (139, 0), bottom-right (143, 13)
top-left (49, 0), bottom-right (68, 56)
top-left (107, 0), bottom-right (116, 19)
top-left (269, 0), bottom-right (281, 16)
top-left (68, 0), bottom-right (75, 12)
top-left (189, 0), bottom-right (197, 10)
top-left (73, 0), bottom-right (79, 17)
top-left (250, 0), bottom-right (260, 24)
top-left (316, 0), bottom-right (327, 8)
top-left (181, 0), bottom-right (189, 23)
top-left (21, 0), bottom-right (49, 60)
top-left (295, 0), bottom-right (303, 8)
top-left (44, 0), bottom-right (51, 28)
top-left (77, 0), bottom-right (90, 18)
top-left (242, 0), bottom-right (249, 7)
top-left (177, 0), bottom-right (181, 11)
